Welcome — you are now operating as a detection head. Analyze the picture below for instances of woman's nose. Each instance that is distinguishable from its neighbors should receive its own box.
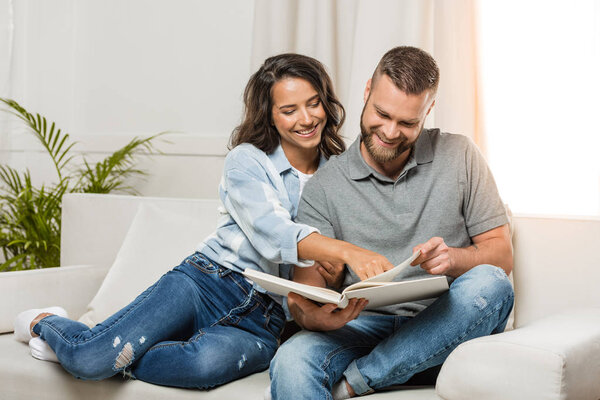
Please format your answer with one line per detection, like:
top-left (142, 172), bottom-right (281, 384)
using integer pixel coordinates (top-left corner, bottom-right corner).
top-left (298, 108), bottom-right (312, 125)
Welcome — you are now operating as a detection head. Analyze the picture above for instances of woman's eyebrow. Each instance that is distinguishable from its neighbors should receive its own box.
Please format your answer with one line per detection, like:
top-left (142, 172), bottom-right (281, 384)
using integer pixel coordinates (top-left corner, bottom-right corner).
top-left (278, 94), bottom-right (319, 109)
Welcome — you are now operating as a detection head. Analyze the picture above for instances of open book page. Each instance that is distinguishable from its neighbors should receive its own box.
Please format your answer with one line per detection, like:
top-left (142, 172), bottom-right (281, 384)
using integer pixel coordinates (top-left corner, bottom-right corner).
top-left (243, 268), bottom-right (343, 306)
top-left (344, 275), bottom-right (449, 309)
top-left (344, 251), bottom-right (421, 292)
top-left (244, 249), bottom-right (449, 310)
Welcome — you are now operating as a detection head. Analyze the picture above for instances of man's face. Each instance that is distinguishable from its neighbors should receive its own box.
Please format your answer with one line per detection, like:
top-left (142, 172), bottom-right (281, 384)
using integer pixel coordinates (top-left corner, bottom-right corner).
top-left (360, 74), bottom-right (435, 164)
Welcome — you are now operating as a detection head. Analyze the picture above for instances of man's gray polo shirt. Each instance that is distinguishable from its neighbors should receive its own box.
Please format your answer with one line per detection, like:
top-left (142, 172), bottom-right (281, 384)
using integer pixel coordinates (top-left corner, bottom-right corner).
top-left (297, 129), bottom-right (508, 316)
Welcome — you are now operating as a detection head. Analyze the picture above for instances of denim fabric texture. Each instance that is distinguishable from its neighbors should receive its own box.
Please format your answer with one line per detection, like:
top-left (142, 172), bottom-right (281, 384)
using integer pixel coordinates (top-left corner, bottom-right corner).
top-left (34, 253), bottom-right (285, 389)
top-left (269, 264), bottom-right (514, 399)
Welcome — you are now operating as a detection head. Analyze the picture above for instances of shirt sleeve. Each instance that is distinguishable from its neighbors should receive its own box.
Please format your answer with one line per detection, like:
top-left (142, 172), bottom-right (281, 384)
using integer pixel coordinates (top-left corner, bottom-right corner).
top-left (462, 138), bottom-right (509, 237)
top-left (297, 174), bottom-right (336, 240)
top-left (222, 152), bottom-right (318, 266)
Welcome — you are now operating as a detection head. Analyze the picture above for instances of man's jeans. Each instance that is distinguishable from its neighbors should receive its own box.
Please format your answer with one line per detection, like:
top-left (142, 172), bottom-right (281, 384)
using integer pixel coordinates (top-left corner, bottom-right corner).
top-left (270, 264), bottom-right (514, 399)
top-left (33, 252), bottom-right (285, 389)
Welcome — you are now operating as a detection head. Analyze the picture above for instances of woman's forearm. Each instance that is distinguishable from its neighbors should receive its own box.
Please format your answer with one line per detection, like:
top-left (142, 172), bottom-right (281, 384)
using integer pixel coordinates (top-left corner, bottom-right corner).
top-left (297, 232), bottom-right (354, 264)
top-left (297, 232), bottom-right (395, 280)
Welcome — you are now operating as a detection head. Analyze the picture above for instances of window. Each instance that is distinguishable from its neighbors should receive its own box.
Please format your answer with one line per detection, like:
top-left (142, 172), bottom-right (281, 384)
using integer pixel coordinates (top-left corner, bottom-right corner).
top-left (478, 0), bottom-right (600, 216)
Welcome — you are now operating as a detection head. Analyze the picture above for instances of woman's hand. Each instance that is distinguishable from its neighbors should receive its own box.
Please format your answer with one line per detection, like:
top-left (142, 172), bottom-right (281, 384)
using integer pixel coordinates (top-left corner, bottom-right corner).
top-left (316, 261), bottom-right (345, 289)
top-left (297, 233), bottom-right (394, 281)
top-left (345, 248), bottom-right (395, 281)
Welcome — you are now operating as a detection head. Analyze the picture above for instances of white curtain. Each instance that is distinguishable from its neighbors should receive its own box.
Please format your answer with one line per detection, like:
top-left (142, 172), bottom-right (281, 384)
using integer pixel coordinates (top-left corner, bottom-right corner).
top-left (251, 0), bottom-right (483, 149)
top-left (0, 0), bottom-right (14, 158)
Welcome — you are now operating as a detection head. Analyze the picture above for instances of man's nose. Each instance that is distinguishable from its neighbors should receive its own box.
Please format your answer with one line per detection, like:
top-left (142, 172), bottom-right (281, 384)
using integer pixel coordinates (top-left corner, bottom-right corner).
top-left (382, 122), bottom-right (401, 140)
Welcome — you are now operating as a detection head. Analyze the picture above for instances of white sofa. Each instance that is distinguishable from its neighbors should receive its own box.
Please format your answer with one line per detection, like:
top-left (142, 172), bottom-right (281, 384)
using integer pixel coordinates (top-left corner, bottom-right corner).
top-left (1, 193), bottom-right (599, 400)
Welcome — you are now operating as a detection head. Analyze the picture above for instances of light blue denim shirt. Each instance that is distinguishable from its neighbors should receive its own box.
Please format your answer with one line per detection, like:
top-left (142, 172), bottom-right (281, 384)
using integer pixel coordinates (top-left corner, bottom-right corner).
top-left (197, 143), bottom-right (325, 286)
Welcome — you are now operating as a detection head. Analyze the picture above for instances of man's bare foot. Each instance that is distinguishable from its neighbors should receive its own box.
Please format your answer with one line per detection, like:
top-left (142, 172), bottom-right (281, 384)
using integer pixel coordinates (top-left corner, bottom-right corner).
top-left (30, 313), bottom-right (54, 337)
top-left (345, 380), bottom-right (356, 397)
top-left (332, 378), bottom-right (356, 399)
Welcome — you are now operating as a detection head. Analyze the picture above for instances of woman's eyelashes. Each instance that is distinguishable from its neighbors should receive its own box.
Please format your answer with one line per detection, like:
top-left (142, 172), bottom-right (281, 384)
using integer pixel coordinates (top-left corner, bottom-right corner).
top-left (281, 99), bottom-right (321, 116)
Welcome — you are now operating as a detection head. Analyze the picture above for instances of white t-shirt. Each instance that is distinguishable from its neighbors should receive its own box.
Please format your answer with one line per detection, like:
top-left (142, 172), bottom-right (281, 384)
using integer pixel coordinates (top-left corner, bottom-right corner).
top-left (294, 168), bottom-right (314, 196)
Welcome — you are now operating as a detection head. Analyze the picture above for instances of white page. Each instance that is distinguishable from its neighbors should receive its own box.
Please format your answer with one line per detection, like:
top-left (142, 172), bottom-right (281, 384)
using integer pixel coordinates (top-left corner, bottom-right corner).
top-left (345, 251), bottom-right (421, 292)
top-left (344, 275), bottom-right (449, 309)
top-left (243, 268), bottom-right (342, 305)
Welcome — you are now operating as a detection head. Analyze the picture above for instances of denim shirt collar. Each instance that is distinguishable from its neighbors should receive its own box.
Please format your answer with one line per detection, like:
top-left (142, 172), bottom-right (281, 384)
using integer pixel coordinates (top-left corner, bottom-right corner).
top-left (269, 143), bottom-right (327, 176)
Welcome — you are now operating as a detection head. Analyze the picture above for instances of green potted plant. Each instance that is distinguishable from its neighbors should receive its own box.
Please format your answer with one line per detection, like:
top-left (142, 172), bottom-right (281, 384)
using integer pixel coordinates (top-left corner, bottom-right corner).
top-left (0, 98), bottom-right (164, 272)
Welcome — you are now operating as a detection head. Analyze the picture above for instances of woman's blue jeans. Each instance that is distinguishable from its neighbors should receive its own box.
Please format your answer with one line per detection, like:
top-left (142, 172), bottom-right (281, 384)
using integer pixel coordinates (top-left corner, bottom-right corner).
top-left (269, 264), bottom-right (515, 399)
top-left (33, 253), bottom-right (285, 389)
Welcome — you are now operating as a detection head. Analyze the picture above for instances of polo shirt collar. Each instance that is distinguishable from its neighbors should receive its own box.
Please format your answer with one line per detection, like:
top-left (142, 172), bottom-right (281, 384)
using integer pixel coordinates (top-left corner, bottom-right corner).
top-left (348, 130), bottom-right (434, 181)
top-left (270, 143), bottom-right (327, 175)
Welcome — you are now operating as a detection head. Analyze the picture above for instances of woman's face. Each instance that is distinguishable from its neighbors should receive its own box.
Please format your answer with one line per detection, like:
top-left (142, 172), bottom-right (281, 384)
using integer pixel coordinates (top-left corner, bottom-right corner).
top-left (271, 77), bottom-right (327, 155)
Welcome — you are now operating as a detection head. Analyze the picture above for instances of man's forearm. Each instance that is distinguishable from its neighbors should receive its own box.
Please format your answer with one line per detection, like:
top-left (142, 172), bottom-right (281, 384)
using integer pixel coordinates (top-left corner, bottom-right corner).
top-left (449, 225), bottom-right (513, 277)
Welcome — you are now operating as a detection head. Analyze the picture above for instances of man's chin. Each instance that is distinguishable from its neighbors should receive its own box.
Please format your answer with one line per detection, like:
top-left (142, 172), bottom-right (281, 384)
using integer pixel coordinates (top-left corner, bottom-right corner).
top-left (369, 150), bottom-right (399, 163)
top-left (366, 141), bottom-right (409, 163)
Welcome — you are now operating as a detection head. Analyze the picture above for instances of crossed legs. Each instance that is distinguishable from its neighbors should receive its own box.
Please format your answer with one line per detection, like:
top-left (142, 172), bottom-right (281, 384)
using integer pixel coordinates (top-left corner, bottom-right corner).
top-left (270, 264), bottom-right (514, 399)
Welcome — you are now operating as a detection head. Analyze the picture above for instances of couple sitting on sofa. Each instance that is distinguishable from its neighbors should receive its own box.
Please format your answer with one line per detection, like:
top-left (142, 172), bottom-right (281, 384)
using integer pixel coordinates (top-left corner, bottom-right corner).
top-left (13, 47), bottom-right (514, 400)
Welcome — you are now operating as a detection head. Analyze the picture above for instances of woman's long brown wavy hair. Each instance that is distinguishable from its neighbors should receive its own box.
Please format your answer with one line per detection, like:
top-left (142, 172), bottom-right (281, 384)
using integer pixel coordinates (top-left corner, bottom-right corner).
top-left (229, 53), bottom-right (346, 159)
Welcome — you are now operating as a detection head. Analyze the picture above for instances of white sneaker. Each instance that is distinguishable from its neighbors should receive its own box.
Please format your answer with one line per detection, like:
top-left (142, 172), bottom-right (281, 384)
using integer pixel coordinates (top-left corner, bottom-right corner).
top-left (13, 307), bottom-right (68, 343)
top-left (29, 337), bottom-right (59, 363)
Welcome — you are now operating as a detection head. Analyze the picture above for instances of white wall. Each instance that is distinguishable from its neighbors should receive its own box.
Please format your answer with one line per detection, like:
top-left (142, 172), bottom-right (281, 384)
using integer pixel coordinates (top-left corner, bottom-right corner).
top-left (1, 0), bottom-right (256, 198)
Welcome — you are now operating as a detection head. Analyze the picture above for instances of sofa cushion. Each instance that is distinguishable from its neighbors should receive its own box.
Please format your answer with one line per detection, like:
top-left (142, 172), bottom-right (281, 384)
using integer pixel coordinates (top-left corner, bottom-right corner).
top-left (0, 333), bottom-right (438, 399)
top-left (78, 202), bottom-right (218, 327)
top-left (0, 265), bottom-right (107, 334)
top-left (435, 307), bottom-right (600, 400)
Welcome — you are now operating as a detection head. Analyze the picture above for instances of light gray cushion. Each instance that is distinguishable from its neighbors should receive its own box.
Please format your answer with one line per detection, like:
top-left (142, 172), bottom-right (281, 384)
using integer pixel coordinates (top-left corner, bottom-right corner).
top-left (436, 308), bottom-right (600, 400)
top-left (79, 203), bottom-right (218, 327)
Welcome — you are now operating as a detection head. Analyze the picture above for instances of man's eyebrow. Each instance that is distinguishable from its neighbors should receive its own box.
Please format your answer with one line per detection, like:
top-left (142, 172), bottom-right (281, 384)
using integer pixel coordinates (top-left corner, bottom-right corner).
top-left (278, 94), bottom-right (320, 110)
top-left (374, 104), bottom-right (419, 123)
top-left (374, 104), bottom-right (390, 116)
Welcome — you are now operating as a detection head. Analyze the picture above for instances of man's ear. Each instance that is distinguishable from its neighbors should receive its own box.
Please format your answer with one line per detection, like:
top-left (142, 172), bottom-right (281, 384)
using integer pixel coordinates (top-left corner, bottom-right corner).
top-left (425, 99), bottom-right (436, 116)
top-left (364, 79), bottom-right (372, 103)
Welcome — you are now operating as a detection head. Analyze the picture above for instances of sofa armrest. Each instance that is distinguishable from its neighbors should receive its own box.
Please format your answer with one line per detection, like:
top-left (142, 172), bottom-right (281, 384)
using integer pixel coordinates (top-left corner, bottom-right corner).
top-left (436, 308), bottom-right (600, 400)
top-left (0, 264), bottom-right (109, 333)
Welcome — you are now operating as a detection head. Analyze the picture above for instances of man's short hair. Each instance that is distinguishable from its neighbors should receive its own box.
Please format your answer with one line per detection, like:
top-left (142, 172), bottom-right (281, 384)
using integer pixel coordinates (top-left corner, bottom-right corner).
top-left (373, 46), bottom-right (440, 94)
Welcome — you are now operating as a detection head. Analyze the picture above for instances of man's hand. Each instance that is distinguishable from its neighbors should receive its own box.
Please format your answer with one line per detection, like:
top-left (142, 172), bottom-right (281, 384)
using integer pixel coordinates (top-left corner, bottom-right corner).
top-left (411, 225), bottom-right (513, 278)
top-left (345, 248), bottom-right (395, 281)
top-left (412, 237), bottom-right (454, 276)
top-left (316, 261), bottom-right (345, 289)
top-left (287, 292), bottom-right (368, 331)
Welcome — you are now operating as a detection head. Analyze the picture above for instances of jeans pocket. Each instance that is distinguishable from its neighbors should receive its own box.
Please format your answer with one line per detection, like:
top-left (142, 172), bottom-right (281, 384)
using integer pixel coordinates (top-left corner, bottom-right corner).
top-left (186, 253), bottom-right (220, 274)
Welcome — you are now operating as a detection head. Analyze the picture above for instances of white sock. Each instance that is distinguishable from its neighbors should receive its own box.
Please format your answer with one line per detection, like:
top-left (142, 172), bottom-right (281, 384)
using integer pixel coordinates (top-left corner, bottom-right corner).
top-left (29, 337), bottom-right (59, 363)
top-left (332, 380), bottom-right (352, 400)
top-left (13, 306), bottom-right (68, 343)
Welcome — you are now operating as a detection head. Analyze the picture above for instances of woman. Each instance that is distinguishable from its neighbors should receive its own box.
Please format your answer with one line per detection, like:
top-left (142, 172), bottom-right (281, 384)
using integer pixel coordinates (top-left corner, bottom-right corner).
top-left (14, 53), bottom-right (393, 389)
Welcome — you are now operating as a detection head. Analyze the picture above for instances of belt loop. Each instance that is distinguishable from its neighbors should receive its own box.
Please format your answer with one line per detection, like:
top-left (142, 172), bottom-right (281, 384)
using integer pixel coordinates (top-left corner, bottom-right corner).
top-left (265, 299), bottom-right (274, 314)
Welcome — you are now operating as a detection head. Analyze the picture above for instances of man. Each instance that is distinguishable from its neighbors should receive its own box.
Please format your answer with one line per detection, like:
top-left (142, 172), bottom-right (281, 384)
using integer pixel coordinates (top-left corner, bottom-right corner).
top-left (269, 46), bottom-right (514, 399)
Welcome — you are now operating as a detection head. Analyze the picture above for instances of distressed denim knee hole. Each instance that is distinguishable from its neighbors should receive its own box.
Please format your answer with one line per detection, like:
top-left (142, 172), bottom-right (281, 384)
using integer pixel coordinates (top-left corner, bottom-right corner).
top-left (114, 342), bottom-right (135, 370)
top-left (474, 296), bottom-right (488, 310)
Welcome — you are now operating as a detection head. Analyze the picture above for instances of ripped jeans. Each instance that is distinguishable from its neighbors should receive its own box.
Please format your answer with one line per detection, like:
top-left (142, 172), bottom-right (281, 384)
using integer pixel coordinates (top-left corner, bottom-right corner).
top-left (33, 253), bottom-right (285, 389)
top-left (270, 264), bottom-right (514, 399)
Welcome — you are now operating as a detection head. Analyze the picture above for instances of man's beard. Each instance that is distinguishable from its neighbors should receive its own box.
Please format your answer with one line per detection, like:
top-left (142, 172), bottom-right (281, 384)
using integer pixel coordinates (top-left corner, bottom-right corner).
top-left (360, 119), bottom-right (415, 163)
